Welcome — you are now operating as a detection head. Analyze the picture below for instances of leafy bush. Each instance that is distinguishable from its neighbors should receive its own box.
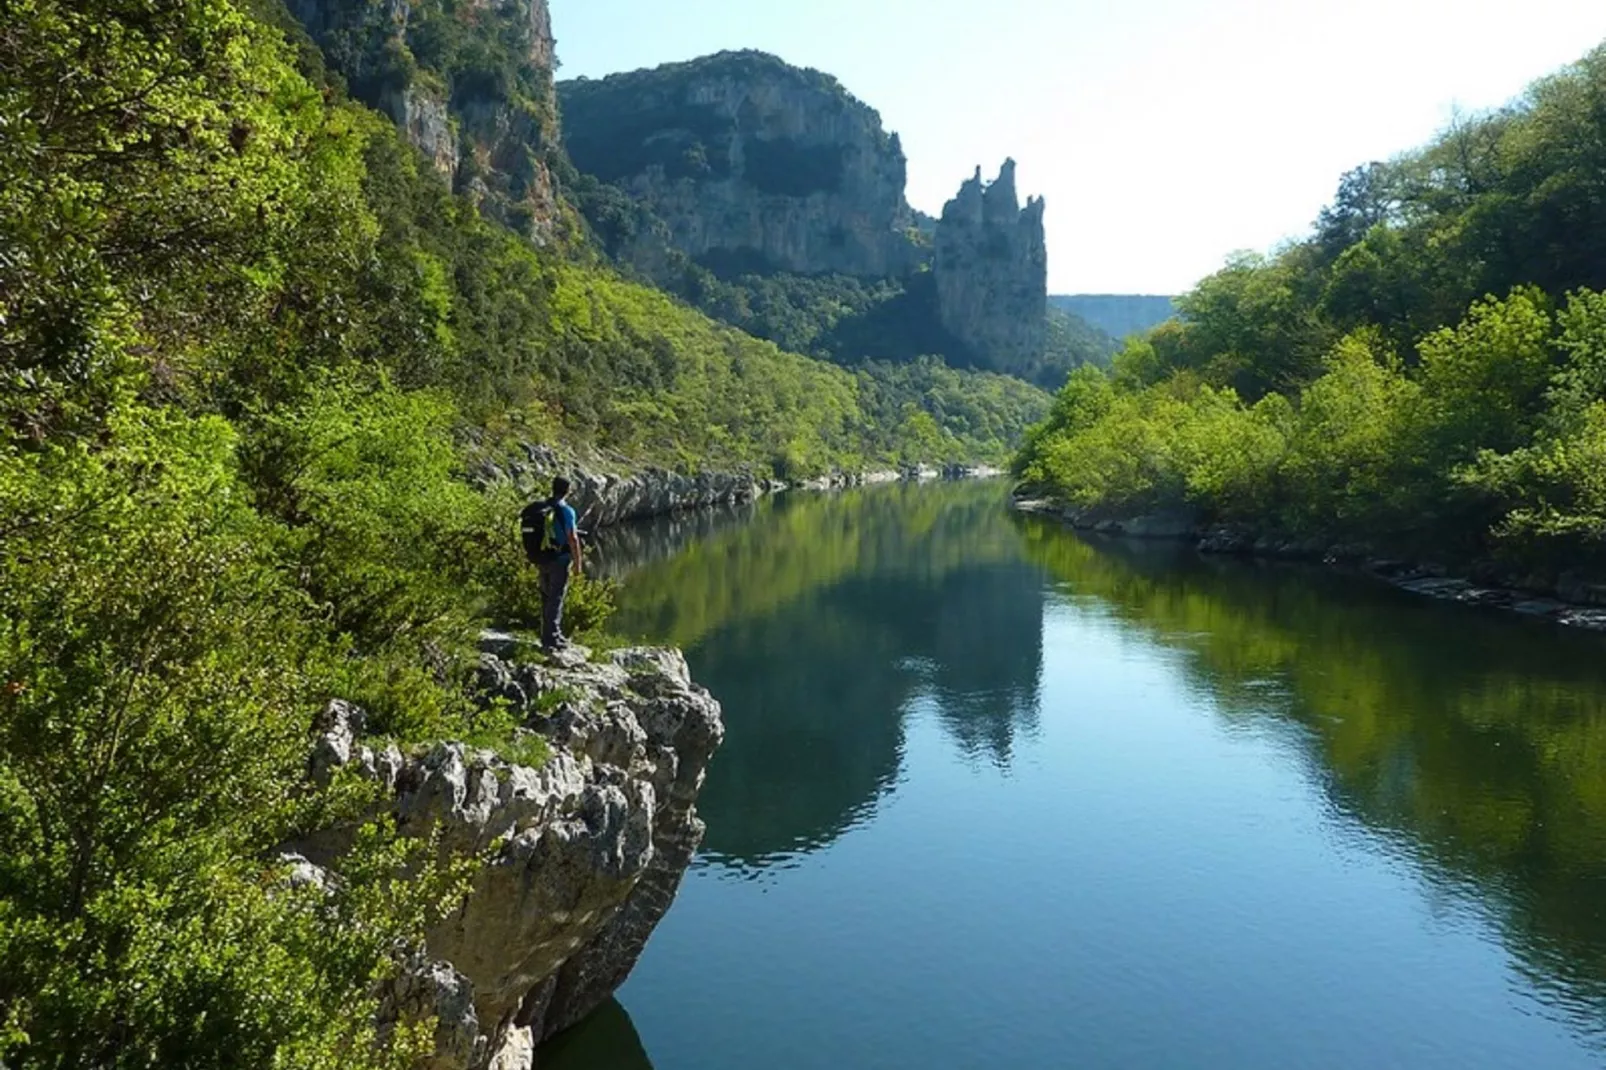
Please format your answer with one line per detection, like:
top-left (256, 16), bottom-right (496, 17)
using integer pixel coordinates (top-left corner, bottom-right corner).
top-left (1022, 288), bottom-right (1606, 570)
top-left (1022, 43), bottom-right (1606, 573)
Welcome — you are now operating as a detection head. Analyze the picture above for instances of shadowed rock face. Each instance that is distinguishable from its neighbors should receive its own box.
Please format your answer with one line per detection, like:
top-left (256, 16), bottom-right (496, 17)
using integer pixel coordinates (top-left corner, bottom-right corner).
top-left (296, 644), bottom-right (723, 1070)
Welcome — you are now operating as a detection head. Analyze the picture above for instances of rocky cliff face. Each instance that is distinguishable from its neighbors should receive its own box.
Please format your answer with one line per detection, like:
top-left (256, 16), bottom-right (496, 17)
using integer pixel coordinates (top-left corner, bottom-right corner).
top-left (287, 0), bottom-right (566, 243)
top-left (932, 161), bottom-right (1048, 375)
top-left (559, 51), bottom-right (917, 278)
top-left (294, 641), bottom-right (723, 1069)
top-left (557, 52), bottom-right (1059, 380)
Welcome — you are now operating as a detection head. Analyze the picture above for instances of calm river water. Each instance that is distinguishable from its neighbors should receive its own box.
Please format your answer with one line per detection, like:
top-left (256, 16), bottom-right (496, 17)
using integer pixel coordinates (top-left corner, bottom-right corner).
top-left (541, 480), bottom-right (1606, 1070)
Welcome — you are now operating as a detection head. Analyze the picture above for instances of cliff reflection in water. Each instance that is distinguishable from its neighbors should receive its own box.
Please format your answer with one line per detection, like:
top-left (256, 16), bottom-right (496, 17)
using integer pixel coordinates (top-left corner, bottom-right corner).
top-left (600, 482), bottom-right (1047, 867)
top-left (1019, 519), bottom-right (1606, 1037)
top-left (598, 483), bottom-right (1606, 1050)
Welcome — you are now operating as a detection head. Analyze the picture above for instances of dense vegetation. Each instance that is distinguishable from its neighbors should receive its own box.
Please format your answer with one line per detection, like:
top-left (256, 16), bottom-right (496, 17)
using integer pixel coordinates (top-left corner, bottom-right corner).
top-left (0, 0), bottom-right (1048, 1064)
top-left (563, 247), bottom-right (1113, 391)
top-left (1019, 45), bottom-right (1606, 579)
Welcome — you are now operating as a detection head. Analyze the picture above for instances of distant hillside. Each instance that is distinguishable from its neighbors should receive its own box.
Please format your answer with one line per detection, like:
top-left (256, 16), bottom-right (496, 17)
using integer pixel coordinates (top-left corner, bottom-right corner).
top-left (1050, 295), bottom-right (1177, 339)
top-left (557, 52), bottom-right (1104, 386)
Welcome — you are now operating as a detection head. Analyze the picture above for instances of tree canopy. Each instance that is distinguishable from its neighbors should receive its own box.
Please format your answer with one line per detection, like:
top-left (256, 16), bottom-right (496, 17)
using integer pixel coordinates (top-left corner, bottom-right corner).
top-left (1018, 44), bottom-right (1606, 578)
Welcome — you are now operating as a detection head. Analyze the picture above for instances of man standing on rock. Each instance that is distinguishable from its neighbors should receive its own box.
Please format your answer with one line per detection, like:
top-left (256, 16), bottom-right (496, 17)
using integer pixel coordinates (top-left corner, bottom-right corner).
top-left (522, 476), bottom-right (583, 651)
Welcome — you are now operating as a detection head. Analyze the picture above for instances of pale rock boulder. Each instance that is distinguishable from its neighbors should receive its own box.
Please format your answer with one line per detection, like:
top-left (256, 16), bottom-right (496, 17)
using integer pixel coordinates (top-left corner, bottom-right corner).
top-left (299, 643), bottom-right (723, 1069)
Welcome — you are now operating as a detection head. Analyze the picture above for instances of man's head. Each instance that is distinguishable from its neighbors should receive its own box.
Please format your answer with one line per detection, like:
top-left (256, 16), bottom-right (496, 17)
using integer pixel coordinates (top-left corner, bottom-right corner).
top-left (552, 476), bottom-right (571, 501)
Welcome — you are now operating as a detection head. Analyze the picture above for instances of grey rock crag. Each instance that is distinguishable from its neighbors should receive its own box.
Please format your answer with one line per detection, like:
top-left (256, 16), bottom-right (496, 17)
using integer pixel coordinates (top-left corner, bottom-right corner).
top-left (558, 52), bottom-right (1057, 379)
top-left (933, 160), bottom-right (1048, 374)
top-left (560, 51), bottom-right (916, 278)
top-left (296, 644), bottom-right (724, 1070)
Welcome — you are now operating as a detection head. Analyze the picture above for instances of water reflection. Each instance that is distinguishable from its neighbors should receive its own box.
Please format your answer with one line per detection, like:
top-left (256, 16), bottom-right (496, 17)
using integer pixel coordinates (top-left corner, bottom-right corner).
top-left (536, 999), bottom-right (652, 1070)
top-left (1020, 521), bottom-right (1606, 1040)
top-left (565, 485), bottom-right (1606, 1066)
top-left (687, 558), bottom-right (1047, 867)
top-left (603, 483), bottom-right (1049, 867)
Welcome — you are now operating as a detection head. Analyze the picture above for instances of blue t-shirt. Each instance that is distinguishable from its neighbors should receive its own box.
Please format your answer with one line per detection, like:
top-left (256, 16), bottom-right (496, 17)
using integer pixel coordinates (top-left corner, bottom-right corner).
top-left (551, 501), bottom-right (577, 560)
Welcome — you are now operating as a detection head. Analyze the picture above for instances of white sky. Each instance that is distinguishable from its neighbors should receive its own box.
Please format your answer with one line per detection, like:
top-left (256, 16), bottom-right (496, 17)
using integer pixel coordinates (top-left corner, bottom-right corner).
top-left (550, 0), bottom-right (1606, 294)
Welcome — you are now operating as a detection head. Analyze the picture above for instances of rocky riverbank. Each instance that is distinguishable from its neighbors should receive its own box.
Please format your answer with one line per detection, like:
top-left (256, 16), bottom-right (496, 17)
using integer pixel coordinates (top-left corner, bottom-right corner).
top-left (473, 442), bottom-right (1006, 529)
top-left (1013, 497), bottom-right (1606, 633)
top-left (287, 638), bottom-right (724, 1070)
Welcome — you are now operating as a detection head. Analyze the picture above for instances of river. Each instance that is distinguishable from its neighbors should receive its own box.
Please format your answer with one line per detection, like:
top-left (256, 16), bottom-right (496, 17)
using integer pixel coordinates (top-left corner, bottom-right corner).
top-left (540, 480), bottom-right (1606, 1070)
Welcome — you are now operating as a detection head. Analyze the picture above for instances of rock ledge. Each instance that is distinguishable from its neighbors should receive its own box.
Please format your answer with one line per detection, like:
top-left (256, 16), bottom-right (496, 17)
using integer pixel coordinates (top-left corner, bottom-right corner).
top-left (295, 641), bottom-right (724, 1069)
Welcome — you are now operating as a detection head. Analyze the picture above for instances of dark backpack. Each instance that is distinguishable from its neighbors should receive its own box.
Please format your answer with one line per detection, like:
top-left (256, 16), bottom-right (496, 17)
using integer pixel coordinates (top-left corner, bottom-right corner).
top-left (519, 498), bottom-right (561, 563)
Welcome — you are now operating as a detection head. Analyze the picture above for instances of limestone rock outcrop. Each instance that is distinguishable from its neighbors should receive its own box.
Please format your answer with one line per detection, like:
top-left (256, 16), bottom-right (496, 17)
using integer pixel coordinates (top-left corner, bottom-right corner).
top-left (296, 642), bottom-right (724, 1070)
top-left (473, 442), bottom-right (769, 528)
top-left (287, 0), bottom-right (565, 243)
top-left (559, 51), bottom-right (916, 278)
top-left (557, 52), bottom-right (1058, 379)
top-left (932, 160), bottom-right (1048, 375)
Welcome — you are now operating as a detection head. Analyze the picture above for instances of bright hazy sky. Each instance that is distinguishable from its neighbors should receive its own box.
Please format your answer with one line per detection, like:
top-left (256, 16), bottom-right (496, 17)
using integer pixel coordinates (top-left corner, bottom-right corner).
top-left (549, 0), bottom-right (1606, 295)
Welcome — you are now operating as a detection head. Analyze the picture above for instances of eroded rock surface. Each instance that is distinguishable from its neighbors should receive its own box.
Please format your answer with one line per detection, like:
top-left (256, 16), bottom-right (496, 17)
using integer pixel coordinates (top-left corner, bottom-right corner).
top-left (559, 50), bottom-right (916, 279)
top-left (299, 642), bottom-right (723, 1069)
top-left (287, 0), bottom-right (565, 243)
top-left (933, 160), bottom-right (1048, 375)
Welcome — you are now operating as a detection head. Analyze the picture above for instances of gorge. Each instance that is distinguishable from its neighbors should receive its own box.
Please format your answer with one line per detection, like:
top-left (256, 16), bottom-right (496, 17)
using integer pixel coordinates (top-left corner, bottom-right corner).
top-left (11, 0), bottom-right (1606, 1067)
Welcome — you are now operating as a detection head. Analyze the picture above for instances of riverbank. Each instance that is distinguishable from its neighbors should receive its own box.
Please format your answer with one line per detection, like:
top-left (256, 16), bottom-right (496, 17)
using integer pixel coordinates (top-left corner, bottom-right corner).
top-left (1012, 497), bottom-right (1606, 633)
top-left (473, 441), bottom-right (1004, 528)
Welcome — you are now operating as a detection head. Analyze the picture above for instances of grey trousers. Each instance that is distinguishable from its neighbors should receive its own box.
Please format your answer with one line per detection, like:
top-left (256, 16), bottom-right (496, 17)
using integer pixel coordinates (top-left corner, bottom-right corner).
top-left (538, 558), bottom-right (571, 648)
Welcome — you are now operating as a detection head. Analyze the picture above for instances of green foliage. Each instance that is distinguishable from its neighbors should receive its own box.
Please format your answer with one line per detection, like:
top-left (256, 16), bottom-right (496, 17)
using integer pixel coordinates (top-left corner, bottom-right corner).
top-left (0, 396), bottom-right (455, 1068)
top-left (1023, 288), bottom-right (1606, 571)
top-left (1416, 288), bottom-right (1557, 462)
top-left (0, 0), bottom-right (1047, 1058)
top-left (856, 358), bottom-right (1051, 465)
top-left (1157, 250), bottom-right (1336, 399)
top-left (1277, 333), bottom-right (1423, 530)
top-left (1023, 44), bottom-right (1606, 576)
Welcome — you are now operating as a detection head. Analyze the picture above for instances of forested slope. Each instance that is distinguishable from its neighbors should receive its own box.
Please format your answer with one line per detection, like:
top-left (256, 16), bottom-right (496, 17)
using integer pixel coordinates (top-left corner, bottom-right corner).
top-left (1018, 44), bottom-right (1606, 580)
top-left (0, 0), bottom-right (1044, 1063)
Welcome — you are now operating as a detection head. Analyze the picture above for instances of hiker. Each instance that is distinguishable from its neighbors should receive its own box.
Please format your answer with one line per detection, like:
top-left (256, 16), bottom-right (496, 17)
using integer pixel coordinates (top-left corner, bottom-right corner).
top-left (521, 476), bottom-right (584, 650)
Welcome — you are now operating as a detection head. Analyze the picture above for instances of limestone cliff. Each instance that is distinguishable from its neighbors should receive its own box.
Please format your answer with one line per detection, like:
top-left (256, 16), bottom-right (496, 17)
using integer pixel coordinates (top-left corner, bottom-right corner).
top-left (294, 642), bottom-right (724, 1070)
top-left (932, 161), bottom-right (1048, 375)
top-left (559, 51), bottom-right (917, 278)
top-left (286, 0), bottom-right (566, 243)
top-left (556, 52), bottom-right (1078, 383)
